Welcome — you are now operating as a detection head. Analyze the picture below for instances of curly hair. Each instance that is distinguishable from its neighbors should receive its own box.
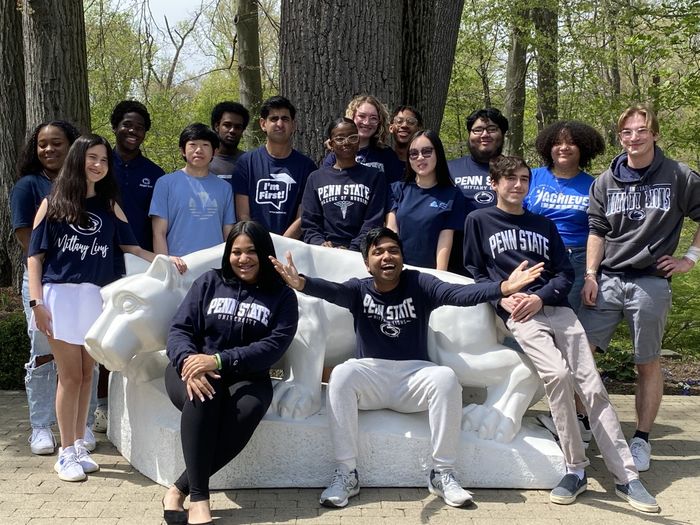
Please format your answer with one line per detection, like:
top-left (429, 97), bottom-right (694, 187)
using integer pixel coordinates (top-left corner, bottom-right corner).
top-left (110, 100), bottom-right (152, 131)
top-left (535, 121), bottom-right (605, 170)
top-left (345, 95), bottom-right (391, 148)
top-left (17, 121), bottom-right (81, 180)
top-left (211, 100), bottom-right (250, 129)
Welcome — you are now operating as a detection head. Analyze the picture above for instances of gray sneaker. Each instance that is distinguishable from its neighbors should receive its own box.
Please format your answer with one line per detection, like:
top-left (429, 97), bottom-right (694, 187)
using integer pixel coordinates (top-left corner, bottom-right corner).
top-left (429, 469), bottom-right (473, 507)
top-left (550, 473), bottom-right (587, 505)
top-left (615, 479), bottom-right (659, 513)
top-left (319, 466), bottom-right (359, 508)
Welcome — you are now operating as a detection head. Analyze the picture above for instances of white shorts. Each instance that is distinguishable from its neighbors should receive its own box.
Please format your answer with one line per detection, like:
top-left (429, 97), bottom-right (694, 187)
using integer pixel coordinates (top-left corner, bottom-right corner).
top-left (31, 283), bottom-right (103, 345)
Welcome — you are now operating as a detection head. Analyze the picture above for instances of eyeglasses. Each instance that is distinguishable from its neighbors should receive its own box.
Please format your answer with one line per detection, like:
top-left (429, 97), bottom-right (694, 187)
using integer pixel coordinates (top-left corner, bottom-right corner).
top-left (356, 113), bottom-right (379, 124)
top-left (408, 147), bottom-right (434, 160)
top-left (620, 128), bottom-right (650, 139)
top-left (393, 116), bottom-right (418, 126)
top-left (470, 126), bottom-right (501, 135)
top-left (331, 134), bottom-right (360, 146)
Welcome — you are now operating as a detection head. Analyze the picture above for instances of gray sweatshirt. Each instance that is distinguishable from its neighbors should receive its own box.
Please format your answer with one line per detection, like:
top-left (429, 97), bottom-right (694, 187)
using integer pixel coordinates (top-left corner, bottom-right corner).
top-left (588, 146), bottom-right (700, 274)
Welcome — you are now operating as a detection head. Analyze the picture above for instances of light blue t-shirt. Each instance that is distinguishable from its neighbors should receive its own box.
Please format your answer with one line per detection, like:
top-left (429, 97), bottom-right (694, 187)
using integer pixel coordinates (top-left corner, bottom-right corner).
top-left (149, 169), bottom-right (235, 256)
top-left (523, 166), bottom-right (593, 247)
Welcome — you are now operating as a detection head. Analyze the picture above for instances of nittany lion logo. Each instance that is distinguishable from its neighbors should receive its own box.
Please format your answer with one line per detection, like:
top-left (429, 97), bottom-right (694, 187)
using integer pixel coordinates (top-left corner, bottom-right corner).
top-left (69, 212), bottom-right (102, 236)
top-left (474, 191), bottom-right (495, 204)
top-left (380, 322), bottom-right (401, 338)
top-left (628, 209), bottom-right (646, 221)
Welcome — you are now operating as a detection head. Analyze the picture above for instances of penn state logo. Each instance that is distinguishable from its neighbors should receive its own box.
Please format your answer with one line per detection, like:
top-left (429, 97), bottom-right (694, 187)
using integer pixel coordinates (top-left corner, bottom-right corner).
top-left (69, 212), bottom-right (102, 236)
top-left (627, 209), bottom-right (646, 221)
top-left (474, 191), bottom-right (494, 204)
top-left (380, 322), bottom-right (401, 338)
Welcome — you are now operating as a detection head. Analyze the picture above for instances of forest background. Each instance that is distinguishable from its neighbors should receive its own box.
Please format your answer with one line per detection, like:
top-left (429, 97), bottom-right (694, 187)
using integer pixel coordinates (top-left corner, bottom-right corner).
top-left (1, 0), bottom-right (699, 363)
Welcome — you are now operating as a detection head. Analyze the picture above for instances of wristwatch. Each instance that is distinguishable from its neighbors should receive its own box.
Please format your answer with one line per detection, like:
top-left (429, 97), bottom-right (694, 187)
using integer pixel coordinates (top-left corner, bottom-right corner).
top-left (29, 299), bottom-right (44, 308)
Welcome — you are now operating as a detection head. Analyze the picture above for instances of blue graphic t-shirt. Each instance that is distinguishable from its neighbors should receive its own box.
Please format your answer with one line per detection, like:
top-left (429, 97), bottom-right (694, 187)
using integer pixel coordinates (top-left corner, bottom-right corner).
top-left (390, 182), bottom-right (466, 268)
top-left (149, 170), bottom-right (235, 257)
top-left (233, 146), bottom-right (316, 234)
top-left (523, 167), bottom-right (593, 247)
top-left (323, 145), bottom-right (405, 184)
top-left (28, 196), bottom-right (138, 286)
top-left (447, 155), bottom-right (495, 212)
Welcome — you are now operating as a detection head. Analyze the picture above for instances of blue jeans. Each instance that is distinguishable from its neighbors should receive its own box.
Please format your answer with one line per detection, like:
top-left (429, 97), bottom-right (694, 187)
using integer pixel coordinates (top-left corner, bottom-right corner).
top-left (22, 269), bottom-right (97, 429)
top-left (566, 247), bottom-right (586, 314)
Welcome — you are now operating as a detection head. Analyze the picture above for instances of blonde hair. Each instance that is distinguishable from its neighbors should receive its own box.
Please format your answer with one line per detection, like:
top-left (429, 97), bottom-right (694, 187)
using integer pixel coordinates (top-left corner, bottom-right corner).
top-left (617, 104), bottom-right (660, 135)
top-left (345, 94), bottom-right (391, 148)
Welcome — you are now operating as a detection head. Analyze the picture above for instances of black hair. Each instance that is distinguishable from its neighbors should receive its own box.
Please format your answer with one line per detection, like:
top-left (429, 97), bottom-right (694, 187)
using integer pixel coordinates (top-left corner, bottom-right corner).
top-left (17, 120), bottom-right (81, 180)
top-left (489, 155), bottom-right (531, 183)
top-left (110, 100), bottom-right (152, 131)
top-left (535, 120), bottom-right (606, 170)
top-left (211, 101), bottom-right (251, 129)
top-left (47, 134), bottom-right (120, 226)
top-left (466, 108), bottom-right (509, 134)
top-left (220, 221), bottom-right (285, 291)
top-left (325, 117), bottom-right (357, 139)
top-left (404, 130), bottom-right (453, 187)
top-left (178, 123), bottom-right (220, 150)
top-left (260, 95), bottom-right (296, 120)
top-left (360, 227), bottom-right (403, 261)
top-left (391, 105), bottom-right (424, 127)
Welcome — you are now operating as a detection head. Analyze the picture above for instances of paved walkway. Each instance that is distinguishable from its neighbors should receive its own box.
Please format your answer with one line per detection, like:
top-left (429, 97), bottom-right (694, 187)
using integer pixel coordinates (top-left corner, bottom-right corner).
top-left (1, 390), bottom-right (698, 524)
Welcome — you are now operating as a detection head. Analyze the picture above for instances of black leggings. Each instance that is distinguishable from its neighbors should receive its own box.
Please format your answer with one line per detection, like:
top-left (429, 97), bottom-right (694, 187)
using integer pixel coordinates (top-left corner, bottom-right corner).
top-left (164, 363), bottom-right (272, 501)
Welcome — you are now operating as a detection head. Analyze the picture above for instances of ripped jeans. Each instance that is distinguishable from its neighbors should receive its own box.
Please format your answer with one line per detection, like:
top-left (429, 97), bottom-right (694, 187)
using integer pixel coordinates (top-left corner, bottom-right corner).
top-left (22, 268), bottom-right (97, 429)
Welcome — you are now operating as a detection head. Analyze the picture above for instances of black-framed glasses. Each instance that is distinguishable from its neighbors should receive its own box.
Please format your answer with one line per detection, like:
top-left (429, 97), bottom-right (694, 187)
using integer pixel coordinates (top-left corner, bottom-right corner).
top-left (470, 126), bottom-right (500, 135)
top-left (408, 147), bottom-right (434, 160)
top-left (393, 116), bottom-right (418, 126)
top-left (332, 134), bottom-right (360, 146)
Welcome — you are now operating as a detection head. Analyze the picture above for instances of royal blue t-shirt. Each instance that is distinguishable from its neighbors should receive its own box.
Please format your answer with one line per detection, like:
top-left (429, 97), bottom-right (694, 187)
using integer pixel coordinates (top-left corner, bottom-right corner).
top-left (323, 144), bottom-right (405, 184)
top-left (28, 197), bottom-right (138, 286)
top-left (390, 182), bottom-right (466, 268)
top-left (233, 146), bottom-right (316, 234)
top-left (303, 270), bottom-right (502, 361)
top-left (447, 155), bottom-right (495, 211)
top-left (523, 167), bottom-right (594, 247)
top-left (301, 164), bottom-right (387, 251)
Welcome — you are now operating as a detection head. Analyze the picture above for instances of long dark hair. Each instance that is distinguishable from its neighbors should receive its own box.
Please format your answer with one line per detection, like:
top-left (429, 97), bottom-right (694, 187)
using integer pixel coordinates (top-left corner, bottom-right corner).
top-left (17, 120), bottom-right (81, 180)
top-left (220, 221), bottom-right (285, 291)
top-left (47, 134), bottom-right (120, 226)
top-left (404, 130), bottom-right (453, 187)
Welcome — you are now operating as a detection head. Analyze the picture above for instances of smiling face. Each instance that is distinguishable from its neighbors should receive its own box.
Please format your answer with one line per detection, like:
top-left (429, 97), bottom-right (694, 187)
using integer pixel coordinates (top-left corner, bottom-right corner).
top-left (229, 234), bottom-right (259, 284)
top-left (390, 109), bottom-right (420, 145)
top-left (551, 130), bottom-right (581, 174)
top-left (468, 117), bottom-right (504, 163)
top-left (619, 113), bottom-right (658, 167)
top-left (365, 236), bottom-right (404, 292)
top-left (491, 166), bottom-right (529, 213)
top-left (329, 121), bottom-right (360, 163)
top-left (408, 135), bottom-right (437, 183)
top-left (353, 102), bottom-right (380, 142)
top-left (85, 144), bottom-right (109, 185)
top-left (114, 111), bottom-right (146, 154)
top-left (37, 125), bottom-right (71, 176)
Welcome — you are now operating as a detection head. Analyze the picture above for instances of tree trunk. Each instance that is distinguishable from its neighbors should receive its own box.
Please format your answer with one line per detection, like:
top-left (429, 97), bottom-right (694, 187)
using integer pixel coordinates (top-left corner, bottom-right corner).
top-left (0, 0), bottom-right (25, 288)
top-left (533, 3), bottom-right (558, 131)
top-left (236, 0), bottom-right (264, 145)
top-left (22, 0), bottom-right (90, 132)
top-left (503, 14), bottom-right (528, 157)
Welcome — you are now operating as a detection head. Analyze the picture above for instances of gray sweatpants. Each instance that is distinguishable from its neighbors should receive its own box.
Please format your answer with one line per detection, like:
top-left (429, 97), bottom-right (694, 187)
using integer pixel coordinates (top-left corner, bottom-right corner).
top-left (327, 358), bottom-right (462, 471)
top-left (507, 305), bottom-right (637, 484)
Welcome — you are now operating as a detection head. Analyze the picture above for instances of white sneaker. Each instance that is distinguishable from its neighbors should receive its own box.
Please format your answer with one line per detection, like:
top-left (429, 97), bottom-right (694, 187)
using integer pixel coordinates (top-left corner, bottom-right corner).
top-left (629, 437), bottom-right (651, 472)
top-left (83, 426), bottom-right (96, 452)
top-left (319, 465), bottom-right (360, 508)
top-left (93, 406), bottom-right (108, 433)
top-left (54, 446), bottom-right (86, 482)
top-left (429, 469), bottom-right (473, 507)
top-left (29, 428), bottom-right (56, 455)
top-left (74, 439), bottom-right (99, 473)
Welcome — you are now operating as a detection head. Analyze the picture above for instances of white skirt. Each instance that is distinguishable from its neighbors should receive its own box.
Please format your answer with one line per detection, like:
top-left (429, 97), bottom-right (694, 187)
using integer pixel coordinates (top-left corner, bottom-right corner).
top-left (31, 283), bottom-right (103, 345)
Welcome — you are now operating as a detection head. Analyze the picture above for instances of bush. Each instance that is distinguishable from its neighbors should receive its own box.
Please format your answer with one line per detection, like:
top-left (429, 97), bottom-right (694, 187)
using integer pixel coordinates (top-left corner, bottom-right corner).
top-left (595, 345), bottom-right (637, 382)
top-left (0, 312), bottom-right (30, 390)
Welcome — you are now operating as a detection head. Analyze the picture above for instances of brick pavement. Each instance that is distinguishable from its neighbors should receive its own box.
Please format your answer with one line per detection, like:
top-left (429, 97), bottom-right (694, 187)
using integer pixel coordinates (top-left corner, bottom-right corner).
top-left (1, 390), bottom-right (698, 524)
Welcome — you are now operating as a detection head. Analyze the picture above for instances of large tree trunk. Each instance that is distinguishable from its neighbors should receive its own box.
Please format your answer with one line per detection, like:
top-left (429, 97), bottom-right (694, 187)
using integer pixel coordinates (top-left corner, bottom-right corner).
top-left (22, 0), bottom-right (90, 131)
top-left (0, 0), bottom-right (26, 288)
top-left (236, 0), bottom-right (264, 145)
top-left (503, 13), bottom-right (528, 157)
top-left (533, 3), bottom-right (558, 131)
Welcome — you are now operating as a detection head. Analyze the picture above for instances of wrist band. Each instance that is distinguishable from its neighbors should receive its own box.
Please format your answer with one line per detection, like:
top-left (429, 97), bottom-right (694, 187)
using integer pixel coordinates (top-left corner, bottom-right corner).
top-left (214, 353), bottom-right (222, 370)
top-left (684, 246), bottom-right (700, 264)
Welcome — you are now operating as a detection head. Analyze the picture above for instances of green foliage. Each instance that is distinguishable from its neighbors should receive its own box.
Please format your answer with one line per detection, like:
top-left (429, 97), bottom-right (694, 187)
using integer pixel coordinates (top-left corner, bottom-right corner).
top-left (0, 312), bottom-right (29, 390)
top-left (595, 345), bottom-right (637, 382)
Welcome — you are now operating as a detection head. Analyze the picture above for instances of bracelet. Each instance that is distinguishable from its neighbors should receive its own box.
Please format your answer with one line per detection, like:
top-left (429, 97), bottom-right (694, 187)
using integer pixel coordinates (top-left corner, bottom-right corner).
top-left (214, 353), bottom-right (222, 370)
top-left (684, 246), bottom-right (700, 264)
top-left (585, 267), bottom-right (597, 276)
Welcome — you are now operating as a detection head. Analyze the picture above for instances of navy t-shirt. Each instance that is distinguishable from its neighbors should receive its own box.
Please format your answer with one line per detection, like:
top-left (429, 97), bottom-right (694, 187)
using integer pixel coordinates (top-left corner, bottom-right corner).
top-left (301, 164), bottom-right (387, 251)
top-left (233, 146), bottom-right (316, 234)
top-left (447, 155), bottom-right (495, 211)
top-left (29, 197), bottom-right (138, 286)
top-left (323, 144), bottom-right (405, 184)
top-left (302, 269), bottom-right (502, 361)
top-left (464, 206), bottom-right (573, 322)
top-left (10, 173), bottom-right (53, 258)
top-left (390, 182), bottom-right (466, 268)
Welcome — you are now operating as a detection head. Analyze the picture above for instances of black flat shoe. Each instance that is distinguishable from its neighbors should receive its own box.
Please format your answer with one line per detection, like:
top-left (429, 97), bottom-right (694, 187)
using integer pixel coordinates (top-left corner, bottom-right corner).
top-left (162, 498), bottom-right (187, 525)
top-left (187, 522), bottom-right (213, 525)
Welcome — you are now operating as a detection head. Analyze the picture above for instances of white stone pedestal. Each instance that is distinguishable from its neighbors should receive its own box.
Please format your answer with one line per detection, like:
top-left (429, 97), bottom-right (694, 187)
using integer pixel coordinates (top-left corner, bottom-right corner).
top-left (108, 372), bottom-right (565, 489)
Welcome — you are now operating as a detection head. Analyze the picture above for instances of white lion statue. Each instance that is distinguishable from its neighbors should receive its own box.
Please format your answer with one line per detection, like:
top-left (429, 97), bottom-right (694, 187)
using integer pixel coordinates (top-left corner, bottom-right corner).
top-left (85, 235), bottom-right (541, 444)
